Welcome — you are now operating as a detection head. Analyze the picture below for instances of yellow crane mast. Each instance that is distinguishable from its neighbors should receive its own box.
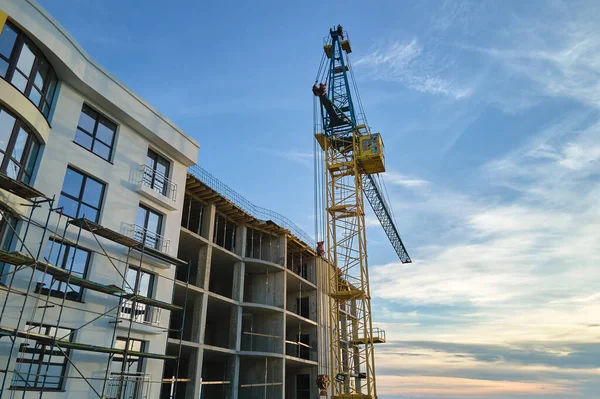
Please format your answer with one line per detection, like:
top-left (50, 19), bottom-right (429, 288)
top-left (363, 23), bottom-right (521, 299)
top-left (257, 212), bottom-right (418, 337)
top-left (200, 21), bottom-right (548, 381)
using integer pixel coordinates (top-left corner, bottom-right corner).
top-left (313, 25), bottom-right (412, 399)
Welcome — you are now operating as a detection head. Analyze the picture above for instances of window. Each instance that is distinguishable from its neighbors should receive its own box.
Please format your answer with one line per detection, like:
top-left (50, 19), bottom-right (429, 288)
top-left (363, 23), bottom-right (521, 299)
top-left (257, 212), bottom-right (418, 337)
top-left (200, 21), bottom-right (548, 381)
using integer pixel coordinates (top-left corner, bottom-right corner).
top-left (58, 167), bottom-right (105, 222)
top-left (74, 104), bottom-right (116, 161)
top-left (108, 338), bottom-right (145, 399)
top-left (135, 205), bottom-right (163, 250)
top-left (0, 105), bottom-right (40, 184)
top-left (36, 240), bottom-right (90, 301)
top-left (11, 323), bottom-right (71, 390)
top-left (144, 149), bottom-right (171, 197)
top-left (0, 22), bottom-right (58, 118)
top-left (119, 267), bottom-right (154, 323)
top-left (111, 337), bottom-right (144, 374)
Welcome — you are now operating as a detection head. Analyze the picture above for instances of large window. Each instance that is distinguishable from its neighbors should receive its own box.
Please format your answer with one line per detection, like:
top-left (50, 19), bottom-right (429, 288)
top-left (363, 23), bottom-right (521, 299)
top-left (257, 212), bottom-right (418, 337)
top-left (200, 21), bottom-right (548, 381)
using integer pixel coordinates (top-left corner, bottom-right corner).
top-left (135, 205), bottom-right (163, 250)
top-left (0, 22), bottom-right (58, 118)
top-left (143, 149), bottom-right (171, 197)
top-left (0, 105), bottom-right (40, 184)
top-left (74, 104), bottom-right (117, 161)
top-left (58, 167), bottom-right (105, 222)
top-left (37, 240), bottom-right (90, 301)
top-left (120, 267), bottom-right (154, 323)
top-left (11, 323), bottom-right (71, 390)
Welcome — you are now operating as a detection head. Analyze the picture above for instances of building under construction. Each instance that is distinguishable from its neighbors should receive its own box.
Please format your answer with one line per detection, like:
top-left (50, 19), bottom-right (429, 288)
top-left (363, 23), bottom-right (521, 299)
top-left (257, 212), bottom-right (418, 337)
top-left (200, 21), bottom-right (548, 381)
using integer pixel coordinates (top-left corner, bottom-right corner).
top-left (0, 1), bottom-right (331, 398)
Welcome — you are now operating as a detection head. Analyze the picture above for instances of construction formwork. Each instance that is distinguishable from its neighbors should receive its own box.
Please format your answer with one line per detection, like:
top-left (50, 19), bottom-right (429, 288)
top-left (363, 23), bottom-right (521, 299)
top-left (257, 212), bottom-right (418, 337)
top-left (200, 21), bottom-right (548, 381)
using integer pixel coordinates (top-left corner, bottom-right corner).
top-left (0, 173), bottom-right (189, 398)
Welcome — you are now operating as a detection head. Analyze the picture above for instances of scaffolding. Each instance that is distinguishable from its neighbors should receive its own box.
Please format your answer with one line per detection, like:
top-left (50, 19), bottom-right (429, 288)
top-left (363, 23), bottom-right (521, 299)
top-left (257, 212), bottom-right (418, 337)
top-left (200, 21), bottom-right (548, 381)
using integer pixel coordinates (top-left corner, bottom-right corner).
top-left (0, 174), bottom-right (190, 398)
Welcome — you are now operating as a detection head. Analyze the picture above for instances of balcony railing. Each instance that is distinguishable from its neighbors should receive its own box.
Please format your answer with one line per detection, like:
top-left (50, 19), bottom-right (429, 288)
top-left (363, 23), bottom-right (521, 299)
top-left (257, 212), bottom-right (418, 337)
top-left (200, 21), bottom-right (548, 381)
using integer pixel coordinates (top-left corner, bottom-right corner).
top-left (119, 300), bottom-right (162, 327)
top-left (140, 164), bottom-right (177, 202)
top-left (105, 372), bottom-right (151, 399)
top-left (189, 165), bottom-right (314, 248)
top-left (126, 224), bottom-right (171, 255)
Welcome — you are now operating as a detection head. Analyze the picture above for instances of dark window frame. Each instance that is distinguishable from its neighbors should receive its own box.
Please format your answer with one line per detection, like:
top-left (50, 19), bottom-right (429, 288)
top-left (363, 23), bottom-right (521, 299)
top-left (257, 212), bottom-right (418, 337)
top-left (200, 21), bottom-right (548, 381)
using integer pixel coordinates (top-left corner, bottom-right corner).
top-left (112, 336), bottom-right (145, 373)
top-left (0, 21), bottom-right (58, 119)
top-left (35, 239), bottom-right (91, 302)
top-left (136, 204), bottom-right (163, 250)
top-left (0, 105), bottom-right (41, 184)
top-left (10, 323), bottom-right (72, 391)
top-left (58, 166), bottom-right (106, 223)
top-left (74, 104), bottom-right (117, 162)
top-left (144, 148), bottom-right (171, 197)
top-left (120, 267), bottom-right (155, 323)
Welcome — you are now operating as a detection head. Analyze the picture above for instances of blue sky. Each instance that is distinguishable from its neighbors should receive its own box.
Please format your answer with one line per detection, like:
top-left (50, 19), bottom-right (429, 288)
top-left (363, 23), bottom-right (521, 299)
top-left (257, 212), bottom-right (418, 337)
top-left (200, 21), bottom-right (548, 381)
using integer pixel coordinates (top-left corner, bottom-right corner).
top-left (38, 0), bottom-right (600, 397)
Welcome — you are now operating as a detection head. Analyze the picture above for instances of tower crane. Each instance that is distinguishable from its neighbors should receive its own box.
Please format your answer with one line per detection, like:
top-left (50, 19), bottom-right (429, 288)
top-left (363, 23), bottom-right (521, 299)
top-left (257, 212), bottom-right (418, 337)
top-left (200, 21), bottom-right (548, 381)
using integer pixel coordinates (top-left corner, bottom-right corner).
top-left (312, 25), bottom-right (412, 398)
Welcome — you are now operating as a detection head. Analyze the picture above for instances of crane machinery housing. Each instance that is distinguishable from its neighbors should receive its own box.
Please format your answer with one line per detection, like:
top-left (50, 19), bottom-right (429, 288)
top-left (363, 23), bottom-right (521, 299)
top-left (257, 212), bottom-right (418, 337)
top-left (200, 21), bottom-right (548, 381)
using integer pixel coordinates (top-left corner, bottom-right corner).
top-left (312, 25), bottom-right (412, 398)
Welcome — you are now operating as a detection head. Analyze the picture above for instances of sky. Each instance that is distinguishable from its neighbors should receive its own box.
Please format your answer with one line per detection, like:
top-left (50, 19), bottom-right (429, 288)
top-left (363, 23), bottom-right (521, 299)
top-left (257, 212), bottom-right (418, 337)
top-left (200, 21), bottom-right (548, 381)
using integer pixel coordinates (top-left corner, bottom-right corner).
top-left (36, 0), bottom-right (600, 398)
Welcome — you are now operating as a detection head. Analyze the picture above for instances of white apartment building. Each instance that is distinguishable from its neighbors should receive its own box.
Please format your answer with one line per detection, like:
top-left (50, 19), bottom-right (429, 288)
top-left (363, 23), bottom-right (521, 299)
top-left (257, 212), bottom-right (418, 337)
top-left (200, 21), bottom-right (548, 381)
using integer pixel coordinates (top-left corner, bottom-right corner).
top-left (0, 1), bottom-right (200, 398)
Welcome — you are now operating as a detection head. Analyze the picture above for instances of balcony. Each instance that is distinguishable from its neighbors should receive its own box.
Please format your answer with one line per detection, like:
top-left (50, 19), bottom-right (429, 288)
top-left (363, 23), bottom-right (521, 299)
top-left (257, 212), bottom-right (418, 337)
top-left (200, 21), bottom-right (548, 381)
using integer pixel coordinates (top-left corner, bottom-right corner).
top-left (135, 164), bottom-right (178, 210)
top-left (118, 300), bottom-right (164, 333)
top-left (126, 224), bottom-right (171, 254)
top-left (125, 224), bottom-right (176, 269)
top-left (104, 372), bottom-right (152, 399)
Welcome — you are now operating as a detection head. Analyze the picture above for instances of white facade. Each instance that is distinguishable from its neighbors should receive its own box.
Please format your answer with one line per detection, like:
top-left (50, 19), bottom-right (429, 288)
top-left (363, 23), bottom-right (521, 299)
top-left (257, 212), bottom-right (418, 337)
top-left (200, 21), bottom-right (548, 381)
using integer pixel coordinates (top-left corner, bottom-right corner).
top-left (0, 0), bottom-right (199, 398)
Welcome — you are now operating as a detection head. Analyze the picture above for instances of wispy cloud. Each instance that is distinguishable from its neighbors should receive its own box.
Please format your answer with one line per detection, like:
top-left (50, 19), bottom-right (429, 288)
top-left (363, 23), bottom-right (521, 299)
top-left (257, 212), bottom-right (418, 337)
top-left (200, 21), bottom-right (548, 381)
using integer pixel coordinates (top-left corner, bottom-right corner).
top-left (370, 101), bottom-right (600, 396)
top-left (384, 171), bottom-right (429, 188)
top-left (354, 39), bottom-right (472, 100)
top-left (257, 148), bottom-right (313, 167)
top-left (461, 1), bottom-right (600, 112)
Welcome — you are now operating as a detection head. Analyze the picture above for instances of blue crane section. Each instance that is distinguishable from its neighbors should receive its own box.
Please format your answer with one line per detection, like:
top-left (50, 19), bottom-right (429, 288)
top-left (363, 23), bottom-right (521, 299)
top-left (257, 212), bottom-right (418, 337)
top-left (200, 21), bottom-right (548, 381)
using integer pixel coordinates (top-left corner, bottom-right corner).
top-left (363, 174), bottom-right (412, 263)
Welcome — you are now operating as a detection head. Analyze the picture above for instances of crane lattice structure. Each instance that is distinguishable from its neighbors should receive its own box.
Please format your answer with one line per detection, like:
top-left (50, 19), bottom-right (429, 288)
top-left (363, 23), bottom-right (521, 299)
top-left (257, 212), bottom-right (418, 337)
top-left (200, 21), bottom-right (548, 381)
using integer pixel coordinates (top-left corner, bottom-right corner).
top-left (313, 26), bottom-right (411, 398)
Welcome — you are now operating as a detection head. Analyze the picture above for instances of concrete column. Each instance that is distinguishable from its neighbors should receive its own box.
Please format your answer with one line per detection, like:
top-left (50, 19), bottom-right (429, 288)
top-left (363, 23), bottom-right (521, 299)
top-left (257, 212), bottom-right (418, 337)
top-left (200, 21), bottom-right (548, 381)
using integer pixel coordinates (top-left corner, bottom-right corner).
top-left (198, 245), bottom-right (212, 290)
top-left (232, 261), bottom-right (244, 302)
top-left (198, 293), bottom-right (210, 344)
top-left (230, 355), bottom-right (240, 399)
top-left (278, 234), bottom-right (287, 267)
top-left (201, 203), bottom-right (216, 241)
top-left (232, 260), bottom-right (245, 354)
top-left (190, 348), bottom-right (204, 399)
top-left (235, 224), bottom-right (246, 257)
top-left (190, 293), bottom-right (204, 343)
top-left (229, 304), bottom-right (241, 351)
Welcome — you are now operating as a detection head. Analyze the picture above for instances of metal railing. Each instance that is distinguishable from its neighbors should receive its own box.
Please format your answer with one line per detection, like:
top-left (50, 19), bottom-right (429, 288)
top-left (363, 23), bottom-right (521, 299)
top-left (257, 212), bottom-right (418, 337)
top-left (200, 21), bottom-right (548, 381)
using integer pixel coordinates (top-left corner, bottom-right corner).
top-left (119, 300), bottom-right (162, 327)
top-left (372, 327), bottom-right (386, 342)
top-left (188, 165), bottom-right (315, 248)
top-left (140, 164), bottom-right (177, 201)
top-left (125, 224), bottom-right (171, 254)
top-left (104, 372), bottom-right (151, 399)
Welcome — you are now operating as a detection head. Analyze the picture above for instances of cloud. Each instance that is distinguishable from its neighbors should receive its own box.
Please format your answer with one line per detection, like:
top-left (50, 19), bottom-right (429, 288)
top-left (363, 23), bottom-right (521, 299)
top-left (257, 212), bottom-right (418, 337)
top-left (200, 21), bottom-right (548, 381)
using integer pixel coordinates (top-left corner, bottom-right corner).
top-left (257, 148), bottom-right (313, 167)
top-left (354, 39), bottom-right (472, 100)
top-left (384, 171), bottom-right (429, 188)
top-left (386, 341), bottom-right (600, 370)
top-left (465, 1), bottom-right (600, 111)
